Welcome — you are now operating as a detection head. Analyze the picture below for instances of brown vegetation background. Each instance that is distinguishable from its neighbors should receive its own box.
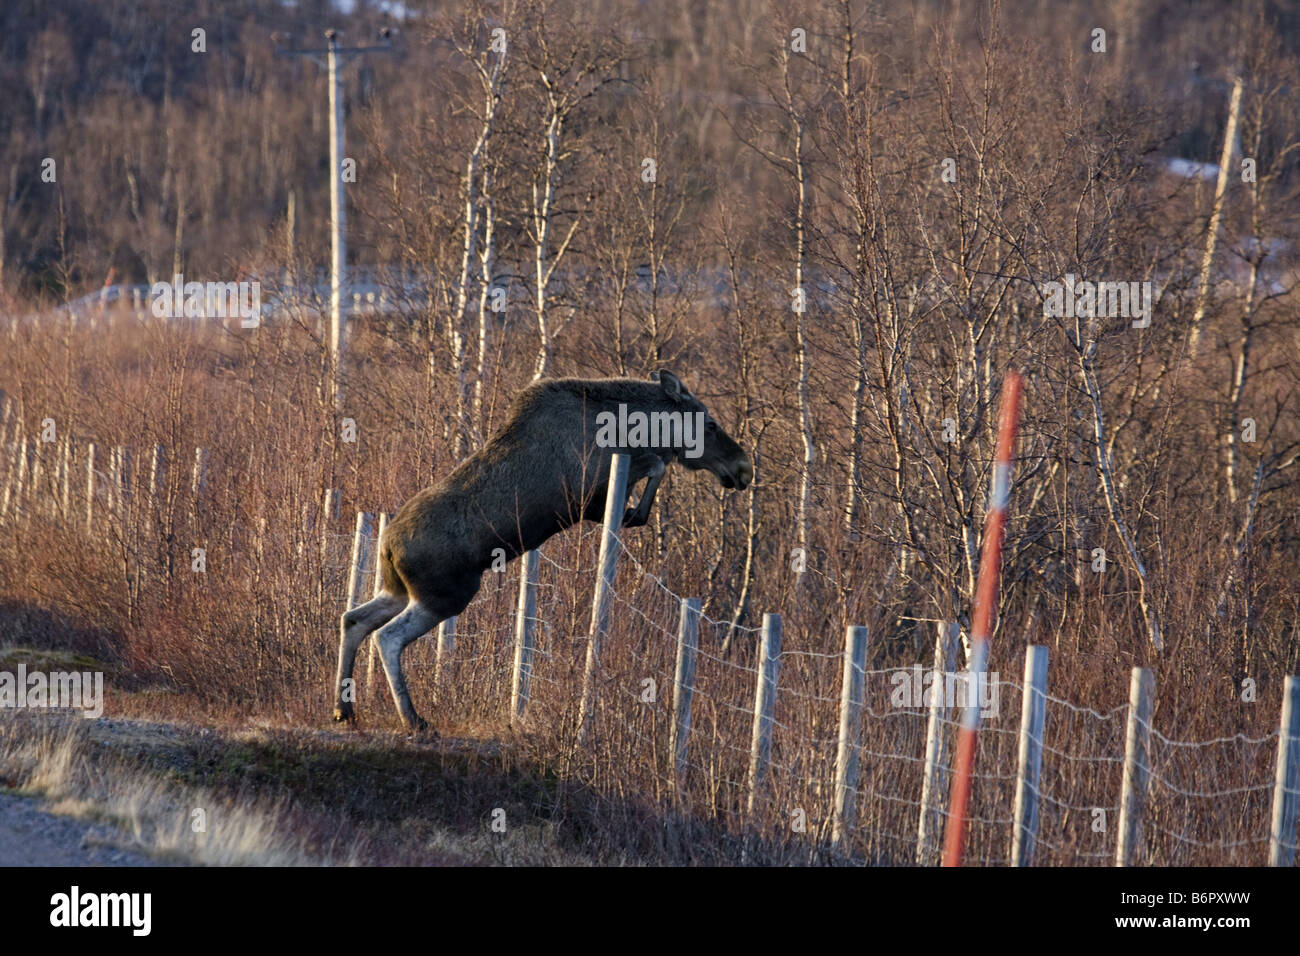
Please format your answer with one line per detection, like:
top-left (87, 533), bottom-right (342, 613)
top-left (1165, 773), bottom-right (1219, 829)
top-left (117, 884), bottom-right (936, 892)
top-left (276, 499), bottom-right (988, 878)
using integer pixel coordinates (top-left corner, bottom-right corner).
top-left (1, 0), bottom-right (1299, 864)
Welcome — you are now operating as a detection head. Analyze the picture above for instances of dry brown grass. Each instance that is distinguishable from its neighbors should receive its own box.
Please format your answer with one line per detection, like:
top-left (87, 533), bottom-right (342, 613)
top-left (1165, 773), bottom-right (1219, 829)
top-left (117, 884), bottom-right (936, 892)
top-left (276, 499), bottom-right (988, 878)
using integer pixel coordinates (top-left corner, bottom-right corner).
top-left (0, 306), bottom-right (1295, 865)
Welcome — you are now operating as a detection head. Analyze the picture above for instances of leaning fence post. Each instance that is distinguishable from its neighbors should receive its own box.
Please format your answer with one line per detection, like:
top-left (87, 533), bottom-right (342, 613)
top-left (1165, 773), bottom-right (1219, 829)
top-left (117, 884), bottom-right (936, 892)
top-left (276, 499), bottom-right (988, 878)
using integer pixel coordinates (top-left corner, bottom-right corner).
top-left (511, 549), bottom-right (540, 723)
top-left (746, 612), bottom-right (783, 813)
top-left (345, 511), bottom-right (374, 610)
top-left (365, 512), bottom-right (390, 689)
top-left (1116, 666), bottom-right (1155, 867)
top-left (1011, 644), bottom-right (1050, 866)
top-left (669, 597), bottom-right (702, 794)
top-left (1268, 675), bottom-right (1300, 866)
top-left (832, 625), bottom-right (870, 850)
top-left (372, 513), bottom-right (390, 599)
top-left (917, 620), bottom-right (962, 864)
top-left (578, 453), bottom-right (630, 745)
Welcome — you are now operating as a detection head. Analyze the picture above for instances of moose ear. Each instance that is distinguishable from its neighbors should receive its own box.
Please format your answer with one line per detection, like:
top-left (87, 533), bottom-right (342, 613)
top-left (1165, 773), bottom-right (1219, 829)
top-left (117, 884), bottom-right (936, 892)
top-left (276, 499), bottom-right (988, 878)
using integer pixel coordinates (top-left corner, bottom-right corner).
top-left (657, 369), bottom-right (686, 402)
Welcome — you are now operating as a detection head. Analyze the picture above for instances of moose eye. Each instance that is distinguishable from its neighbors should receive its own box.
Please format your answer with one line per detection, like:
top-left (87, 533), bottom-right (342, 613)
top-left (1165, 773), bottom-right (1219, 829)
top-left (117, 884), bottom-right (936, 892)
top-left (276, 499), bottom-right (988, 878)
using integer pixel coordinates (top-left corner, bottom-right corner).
top-left (706, 420), bottom-right (717, 433)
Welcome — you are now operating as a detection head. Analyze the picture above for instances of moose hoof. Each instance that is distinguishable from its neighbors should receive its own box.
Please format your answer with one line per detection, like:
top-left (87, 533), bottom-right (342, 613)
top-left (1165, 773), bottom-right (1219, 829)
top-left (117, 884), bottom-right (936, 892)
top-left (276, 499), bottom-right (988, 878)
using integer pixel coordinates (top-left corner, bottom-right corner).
top-left (333, 703), bottom-right (354, 722)
top-left (406, 715), bottom-right (434, 736)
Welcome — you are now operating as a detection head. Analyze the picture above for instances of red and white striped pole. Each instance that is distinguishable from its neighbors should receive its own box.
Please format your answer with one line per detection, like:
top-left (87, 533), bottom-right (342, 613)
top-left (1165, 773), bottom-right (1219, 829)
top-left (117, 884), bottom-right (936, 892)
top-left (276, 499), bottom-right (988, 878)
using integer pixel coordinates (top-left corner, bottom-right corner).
top-left (942, 369), bottom-right (1024, 867)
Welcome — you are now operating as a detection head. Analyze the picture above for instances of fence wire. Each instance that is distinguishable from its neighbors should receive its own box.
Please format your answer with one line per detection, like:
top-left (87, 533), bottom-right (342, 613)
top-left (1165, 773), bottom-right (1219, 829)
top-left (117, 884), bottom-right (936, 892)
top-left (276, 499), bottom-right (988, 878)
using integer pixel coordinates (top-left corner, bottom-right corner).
top-left (1, 430), bottom-right (1296, 866)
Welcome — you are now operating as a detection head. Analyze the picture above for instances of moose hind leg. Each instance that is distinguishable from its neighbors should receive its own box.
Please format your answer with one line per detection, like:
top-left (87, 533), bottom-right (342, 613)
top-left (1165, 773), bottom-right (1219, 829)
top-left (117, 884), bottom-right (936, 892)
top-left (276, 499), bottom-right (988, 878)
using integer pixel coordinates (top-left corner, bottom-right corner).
top-left (335, 593), bottom-right (404, 722)
top-left (375, 601), bottom-right (440, 731)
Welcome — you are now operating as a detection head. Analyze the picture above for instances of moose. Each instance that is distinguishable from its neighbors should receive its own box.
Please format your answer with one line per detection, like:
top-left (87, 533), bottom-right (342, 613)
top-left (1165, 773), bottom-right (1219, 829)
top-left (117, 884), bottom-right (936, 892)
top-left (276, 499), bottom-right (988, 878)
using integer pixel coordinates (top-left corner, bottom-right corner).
top-left (333, 370), bottom-right (753, 731)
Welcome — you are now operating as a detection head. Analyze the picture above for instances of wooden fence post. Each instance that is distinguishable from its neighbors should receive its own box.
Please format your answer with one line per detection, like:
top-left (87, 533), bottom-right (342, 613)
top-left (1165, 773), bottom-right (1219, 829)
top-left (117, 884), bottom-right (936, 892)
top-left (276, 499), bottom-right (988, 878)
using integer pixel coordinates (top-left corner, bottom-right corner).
top-left (511, 549), bottom-right (540, 723)
top-left (434, 616), bottom-right (457, 694)
top-left (85, 442), bottom-right (96, 532)
top-left (345, 511), bottom-right (374, 610)
top-left (43, 437), bottom-right (58, 518)
top-left (668, 597), bottom-right (701, 793)
top-left (746, 612), bottom-right (783, 812)
top-left (371, 513), bottom-right (390, 600)
top-left (1011, 644), bottom-right (1050, 866)
top-left (122, 445), bottom-right (134, 513)
top-left (48, 437), bottom-right (62, 518)
top-left (60, 436), bottom-right (72, 518)
top-left (832, 625), bottom-right (870, 850)
top-left (0, 435), bottom-right (11, 520)
top-left (0, 435), bottom-right (10, 520)
top-left (111, 445), bottom-right (130, 518)
top-left (1116, 666), bottom-right (1155, 867)
top-left (918, 621), bottom-right (962, 864)
top-left (31, 438), bottom-right (46, 516)
top-left (105, 445), bottom-right (118, 515)
top-left (578, 453), bottom-right (630, 744)
top-left (148, 444), bottom-right (165, 507)
top-left (1268, 675), bottom-right (1300, 866)
top-left (123, 446), bottom-right (134, 514)
top-left (365, 512), bottom-right (390, 688)
top-left (254, 516), bottom-right (267, 574)
top-left (12, 435), bottom-right (28, 519)
top-left (191, 446), bottom-right (208, 500)
top-left (42, 437), bottom-right (54, 517)
top-left (0, 434), bottom-right (23, 520)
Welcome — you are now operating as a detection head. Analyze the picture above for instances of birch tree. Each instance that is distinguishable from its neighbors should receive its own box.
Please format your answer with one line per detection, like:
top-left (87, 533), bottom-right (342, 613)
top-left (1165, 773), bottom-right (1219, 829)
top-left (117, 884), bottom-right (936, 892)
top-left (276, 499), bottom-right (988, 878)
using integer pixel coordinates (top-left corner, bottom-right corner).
top-left (449, 10), bottom-right (511, 444)
top-left (518, 0), bottom-right (623, 379)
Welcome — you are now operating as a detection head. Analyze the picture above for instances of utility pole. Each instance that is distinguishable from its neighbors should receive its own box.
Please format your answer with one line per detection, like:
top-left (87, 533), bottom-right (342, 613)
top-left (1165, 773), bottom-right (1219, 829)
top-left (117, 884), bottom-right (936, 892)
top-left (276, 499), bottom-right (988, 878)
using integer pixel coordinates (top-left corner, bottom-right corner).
top-left (277, 29), bottom-right (392, 410)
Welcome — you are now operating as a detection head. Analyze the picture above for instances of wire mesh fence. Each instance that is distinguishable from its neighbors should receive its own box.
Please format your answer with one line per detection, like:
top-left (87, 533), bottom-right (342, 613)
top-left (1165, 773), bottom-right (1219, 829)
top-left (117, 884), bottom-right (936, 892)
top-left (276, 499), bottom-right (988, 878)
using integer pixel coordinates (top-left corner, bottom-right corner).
top-left (368, 515), bottom-right (1298, 866)
top-left (2, 427), bottom-right (1298, 866)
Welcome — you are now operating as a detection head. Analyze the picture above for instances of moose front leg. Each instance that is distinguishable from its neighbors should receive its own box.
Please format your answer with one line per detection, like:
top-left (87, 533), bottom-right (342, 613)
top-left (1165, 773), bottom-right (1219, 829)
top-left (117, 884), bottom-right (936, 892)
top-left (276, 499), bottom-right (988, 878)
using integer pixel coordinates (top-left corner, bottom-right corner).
top-left (622, 458), bottom-right (666, 528)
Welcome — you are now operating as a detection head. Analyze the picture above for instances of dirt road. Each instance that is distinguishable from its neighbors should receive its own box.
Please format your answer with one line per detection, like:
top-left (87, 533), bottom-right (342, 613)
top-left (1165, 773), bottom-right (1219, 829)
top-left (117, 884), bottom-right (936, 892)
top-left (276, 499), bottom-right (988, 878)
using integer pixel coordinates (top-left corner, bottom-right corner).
top-left (0, 792), bottom-right (159, 866)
